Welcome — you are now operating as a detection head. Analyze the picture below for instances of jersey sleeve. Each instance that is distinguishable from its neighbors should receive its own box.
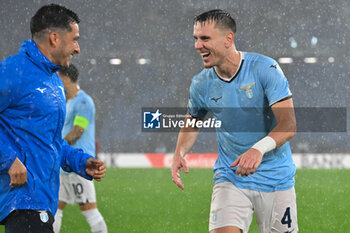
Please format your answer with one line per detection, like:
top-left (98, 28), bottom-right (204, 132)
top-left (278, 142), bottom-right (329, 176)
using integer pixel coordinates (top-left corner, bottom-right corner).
top-left (187, 77), bottom-right (208, 118)
top-left (73, 97), bottom-right (94, 129)
top-left (260, 60), bottom-right (292, 106)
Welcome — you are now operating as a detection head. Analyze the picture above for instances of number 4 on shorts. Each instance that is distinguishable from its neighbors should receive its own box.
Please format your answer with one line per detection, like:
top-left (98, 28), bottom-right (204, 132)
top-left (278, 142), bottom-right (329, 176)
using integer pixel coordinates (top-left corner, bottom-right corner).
top-left (281, 207), bottom-right (292, 228)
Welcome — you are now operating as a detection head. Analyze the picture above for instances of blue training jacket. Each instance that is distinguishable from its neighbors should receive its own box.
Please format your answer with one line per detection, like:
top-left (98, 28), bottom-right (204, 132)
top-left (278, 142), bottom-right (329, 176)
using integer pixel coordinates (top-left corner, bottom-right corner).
top-left (0, 40), bottom-right (93, 222)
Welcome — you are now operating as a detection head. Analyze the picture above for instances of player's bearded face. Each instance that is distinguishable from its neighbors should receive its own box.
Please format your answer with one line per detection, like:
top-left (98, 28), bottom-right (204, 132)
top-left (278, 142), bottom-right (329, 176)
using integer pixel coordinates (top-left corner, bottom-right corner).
top-left (193, 21), bottom-right (226, 68)
top-left (53, 23), bottom-right (80, 67)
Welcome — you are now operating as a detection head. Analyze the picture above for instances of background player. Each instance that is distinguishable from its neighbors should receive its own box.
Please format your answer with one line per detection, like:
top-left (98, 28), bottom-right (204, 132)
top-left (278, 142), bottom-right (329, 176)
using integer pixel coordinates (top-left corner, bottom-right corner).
top-left (171, 9), bottom-right (298, 233)
top-left (54, 65), bottom-right (108, 233)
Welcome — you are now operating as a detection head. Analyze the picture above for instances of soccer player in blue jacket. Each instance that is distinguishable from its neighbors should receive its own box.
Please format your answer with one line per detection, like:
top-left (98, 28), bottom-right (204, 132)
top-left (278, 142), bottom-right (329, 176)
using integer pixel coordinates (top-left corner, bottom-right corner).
top-left (171, 10), bottom-right (298, 233)
top-left (0, 4), bottom-right (106, 233)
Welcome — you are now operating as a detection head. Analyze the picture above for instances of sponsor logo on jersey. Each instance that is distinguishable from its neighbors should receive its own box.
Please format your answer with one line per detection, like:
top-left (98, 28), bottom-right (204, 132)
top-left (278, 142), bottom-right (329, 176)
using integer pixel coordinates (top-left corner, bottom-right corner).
top-left (240, 82), bottom-right (255, 99)
top-left (36, 87), bottom-right (46, 93)
top-left (210, 96), bottom-right (222, 102)
top-left (270, 63), bottom-right (285, 76)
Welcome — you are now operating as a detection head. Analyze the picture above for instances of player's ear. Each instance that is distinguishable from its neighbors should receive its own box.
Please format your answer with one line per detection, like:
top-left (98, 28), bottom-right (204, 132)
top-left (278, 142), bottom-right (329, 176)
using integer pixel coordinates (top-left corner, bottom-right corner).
top-left (225, 31), bottom-right (234, 48)
top-left (48, 31), bottom-right (60, 48)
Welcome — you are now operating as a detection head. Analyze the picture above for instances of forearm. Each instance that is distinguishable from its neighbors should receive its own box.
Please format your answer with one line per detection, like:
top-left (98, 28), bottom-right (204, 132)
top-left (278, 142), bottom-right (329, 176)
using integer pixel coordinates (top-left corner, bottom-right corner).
top-left (64, 126), bottom-right (84, 145)
top-left (268, 123), bottom-right (296, 148)
top-left (251, 122), bottom-right (295, 156)
top-left (174, 116), bottom-right (201, 157)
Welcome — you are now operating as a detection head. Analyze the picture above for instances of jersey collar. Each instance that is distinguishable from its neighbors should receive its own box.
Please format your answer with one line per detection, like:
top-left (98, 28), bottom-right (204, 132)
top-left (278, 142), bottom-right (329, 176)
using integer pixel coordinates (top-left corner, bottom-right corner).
top-left (214, 51), bottom-right (244, 83)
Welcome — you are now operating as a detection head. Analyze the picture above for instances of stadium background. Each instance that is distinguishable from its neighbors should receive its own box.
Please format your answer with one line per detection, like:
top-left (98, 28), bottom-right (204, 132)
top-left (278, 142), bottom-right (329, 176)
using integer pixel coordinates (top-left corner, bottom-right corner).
top-left (1, 0), bottom-right (350, 155)
top-left (1, 1), bottom-right (350, 233)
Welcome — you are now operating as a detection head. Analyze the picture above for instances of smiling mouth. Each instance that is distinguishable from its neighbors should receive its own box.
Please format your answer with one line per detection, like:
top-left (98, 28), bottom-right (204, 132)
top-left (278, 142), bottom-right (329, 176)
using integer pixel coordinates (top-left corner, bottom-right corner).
top-left (200, 52), bottom-right (211, 58)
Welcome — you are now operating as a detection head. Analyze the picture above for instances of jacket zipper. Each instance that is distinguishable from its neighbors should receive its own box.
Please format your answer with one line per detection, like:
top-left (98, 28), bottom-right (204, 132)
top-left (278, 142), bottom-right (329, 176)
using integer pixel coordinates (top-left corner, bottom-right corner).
top-left (49, 75), bottom-right (63, 180)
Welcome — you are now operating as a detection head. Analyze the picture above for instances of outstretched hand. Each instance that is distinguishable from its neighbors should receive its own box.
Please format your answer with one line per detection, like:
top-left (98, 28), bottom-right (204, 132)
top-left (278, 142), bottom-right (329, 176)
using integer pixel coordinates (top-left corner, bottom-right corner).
top-left (85, 158), bottom-right (106, 181)
top-left (230, 148), bottom-right (262, 176)
top-left (171, 154), bottom-right (189, 190)
top-left (8, 157), bottom-right (27, 187)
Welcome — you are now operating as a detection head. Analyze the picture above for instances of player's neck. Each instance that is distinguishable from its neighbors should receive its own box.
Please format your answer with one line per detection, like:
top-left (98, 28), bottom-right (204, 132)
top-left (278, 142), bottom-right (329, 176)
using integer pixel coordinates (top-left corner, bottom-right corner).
top-left (214, 50), bottom-right (241, 79)
top-left (66, 84), bottom-right (80, 100)
top-left (35, 41), bottom-right (55, 65)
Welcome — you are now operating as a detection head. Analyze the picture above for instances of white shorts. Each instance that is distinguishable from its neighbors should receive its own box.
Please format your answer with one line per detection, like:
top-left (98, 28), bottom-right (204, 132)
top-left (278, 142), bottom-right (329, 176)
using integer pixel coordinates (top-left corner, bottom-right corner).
top-left (209, 182), bottom-right (298, 233)
top-left (58, 173), bottom-right (96, 205)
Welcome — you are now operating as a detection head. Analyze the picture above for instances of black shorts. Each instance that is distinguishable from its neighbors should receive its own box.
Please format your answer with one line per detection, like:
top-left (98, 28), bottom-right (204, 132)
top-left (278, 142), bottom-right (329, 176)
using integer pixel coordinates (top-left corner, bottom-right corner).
top-left (2, 209), bottom-right (54, 233)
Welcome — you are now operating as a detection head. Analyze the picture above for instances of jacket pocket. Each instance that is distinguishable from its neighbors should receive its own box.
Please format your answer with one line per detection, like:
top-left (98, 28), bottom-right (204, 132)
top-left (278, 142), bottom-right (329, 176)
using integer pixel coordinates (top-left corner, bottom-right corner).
top-left (23, 152), bottom-right (35, 194)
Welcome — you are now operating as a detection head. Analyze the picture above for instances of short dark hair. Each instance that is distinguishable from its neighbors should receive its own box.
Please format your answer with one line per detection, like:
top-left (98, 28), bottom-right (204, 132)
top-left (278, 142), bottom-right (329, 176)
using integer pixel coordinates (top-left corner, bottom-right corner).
top-left (30, 4), bottom-right (80, 38)
top-left (194, 9), bottom-right (236, 33)
top-left (59, 64), bottom-right (79, 83)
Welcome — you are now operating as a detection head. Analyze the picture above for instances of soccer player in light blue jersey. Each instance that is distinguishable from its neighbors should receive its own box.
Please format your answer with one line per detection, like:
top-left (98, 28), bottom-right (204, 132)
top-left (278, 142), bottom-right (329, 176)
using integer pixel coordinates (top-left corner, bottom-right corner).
top-left (171, 10), bottom-right (298, 233)
top-left (54, 65), bottom-right (107, 233)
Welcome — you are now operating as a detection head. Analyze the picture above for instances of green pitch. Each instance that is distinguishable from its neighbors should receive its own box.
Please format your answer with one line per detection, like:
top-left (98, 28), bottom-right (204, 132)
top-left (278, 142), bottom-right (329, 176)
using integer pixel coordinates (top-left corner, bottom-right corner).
top-left (1, 168), bottom-right (349, 232)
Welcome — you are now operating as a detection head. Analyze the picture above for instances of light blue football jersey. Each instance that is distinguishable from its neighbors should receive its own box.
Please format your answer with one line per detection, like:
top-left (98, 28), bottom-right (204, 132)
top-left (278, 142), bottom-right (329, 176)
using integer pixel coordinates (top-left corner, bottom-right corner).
top-left (62, 90), bottom-right (96, 157)
top-left (188, 52), bottom-right (295, 192)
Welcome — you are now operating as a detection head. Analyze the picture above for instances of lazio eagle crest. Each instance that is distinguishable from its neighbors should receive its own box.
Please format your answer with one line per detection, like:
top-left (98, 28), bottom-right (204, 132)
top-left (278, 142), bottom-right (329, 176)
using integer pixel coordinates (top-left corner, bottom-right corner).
top-left (240, 82), bottom-right (255, 99)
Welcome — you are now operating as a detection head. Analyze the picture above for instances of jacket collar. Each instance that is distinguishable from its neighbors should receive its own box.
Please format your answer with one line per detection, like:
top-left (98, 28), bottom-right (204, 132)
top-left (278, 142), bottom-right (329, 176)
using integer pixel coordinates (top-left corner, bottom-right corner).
top-left (19, 40), bottom-right (61, 75)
